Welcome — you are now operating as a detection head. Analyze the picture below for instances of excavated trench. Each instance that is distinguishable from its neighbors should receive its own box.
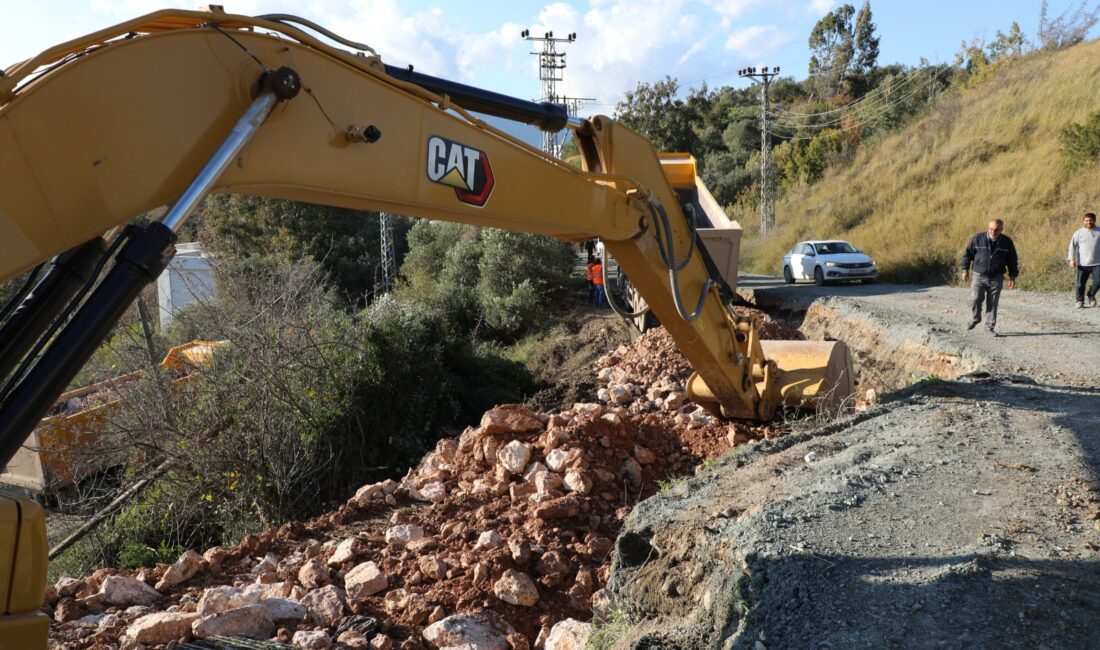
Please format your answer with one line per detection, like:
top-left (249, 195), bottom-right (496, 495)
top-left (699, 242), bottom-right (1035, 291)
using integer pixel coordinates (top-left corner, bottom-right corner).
top-left (774, 299), bottom-right (980, 393)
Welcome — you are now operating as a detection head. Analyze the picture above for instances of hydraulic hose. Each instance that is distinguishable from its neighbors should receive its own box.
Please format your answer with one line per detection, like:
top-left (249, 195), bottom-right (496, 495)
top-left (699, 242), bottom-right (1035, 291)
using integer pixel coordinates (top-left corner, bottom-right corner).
top-left (600, 249), bottom-right (649, 319)
top-left (645, 196), bottom-right (714, 321)
top-left (0, 263), bottom-right (43, 324)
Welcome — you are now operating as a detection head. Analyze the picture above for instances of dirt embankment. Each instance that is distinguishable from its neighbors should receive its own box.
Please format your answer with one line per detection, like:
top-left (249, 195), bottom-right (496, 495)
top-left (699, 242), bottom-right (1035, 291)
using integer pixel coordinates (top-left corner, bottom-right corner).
top-left (609, 281), bottom-right (1100, 648)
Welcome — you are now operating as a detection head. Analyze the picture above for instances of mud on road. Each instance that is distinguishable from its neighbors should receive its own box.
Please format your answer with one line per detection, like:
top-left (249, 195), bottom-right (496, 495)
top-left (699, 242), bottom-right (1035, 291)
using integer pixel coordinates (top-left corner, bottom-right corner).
top-left (609, 278), bottom-right (1100, 649)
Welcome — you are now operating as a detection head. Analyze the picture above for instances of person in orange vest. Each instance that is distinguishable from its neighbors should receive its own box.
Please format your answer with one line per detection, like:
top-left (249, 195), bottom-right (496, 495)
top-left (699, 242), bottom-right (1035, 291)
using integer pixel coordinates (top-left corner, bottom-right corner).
top-left (592, 257), bottom-right (606, 308)
top-left (585, 255), bottom-right (597, 304)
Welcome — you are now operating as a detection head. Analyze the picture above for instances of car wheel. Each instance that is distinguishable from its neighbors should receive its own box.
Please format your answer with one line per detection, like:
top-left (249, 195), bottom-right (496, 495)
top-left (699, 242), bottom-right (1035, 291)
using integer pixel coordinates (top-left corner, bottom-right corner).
top-left (814, 266), bottom-right (826, 286)
top-left (783, 266), bottom-right (794, 284)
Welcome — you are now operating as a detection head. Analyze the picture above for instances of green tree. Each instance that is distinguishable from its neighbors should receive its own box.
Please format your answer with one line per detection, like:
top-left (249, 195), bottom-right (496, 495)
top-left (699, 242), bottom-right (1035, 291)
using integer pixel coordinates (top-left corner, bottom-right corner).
top-left (199, 195), bottom-right (412, 307)
top-left (476, 229), bottom-right (575, 338)
top-left (398, 222), bottom-right (575, 341)
top-left (614, 77), bottom-right (700, 154)
top-left (987, 22), bottom-right (1029, 60)
top-left (808, 4), bottom-right (856, 96)
top-left (854, 2), bottom-right (880, 73)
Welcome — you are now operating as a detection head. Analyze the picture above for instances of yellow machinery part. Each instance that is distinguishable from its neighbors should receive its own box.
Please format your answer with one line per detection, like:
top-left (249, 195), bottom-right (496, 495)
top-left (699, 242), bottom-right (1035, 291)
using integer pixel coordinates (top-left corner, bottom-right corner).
top-left (759, 340), bottom-right (855, 413)
top-left (0, 496), bottom-right (48, 648)
top-left (1, 340), bottom-right (227, 493)
top-left (688, 340), bottom-right (854, 418)
top-left (0, 8), bottom-right (854, 425)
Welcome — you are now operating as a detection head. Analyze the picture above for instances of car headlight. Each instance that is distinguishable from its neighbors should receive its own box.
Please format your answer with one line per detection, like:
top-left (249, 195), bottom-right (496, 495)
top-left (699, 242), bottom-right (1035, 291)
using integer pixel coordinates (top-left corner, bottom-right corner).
top-left (868, 259), bottom-right (875, 266)
top-left (825, 261), bottom-right (838, 267)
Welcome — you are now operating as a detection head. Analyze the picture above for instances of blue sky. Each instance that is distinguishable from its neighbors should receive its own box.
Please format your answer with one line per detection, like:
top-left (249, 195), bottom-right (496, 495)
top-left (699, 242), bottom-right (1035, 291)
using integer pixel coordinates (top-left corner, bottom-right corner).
top-left (2, 1), bottom-right (1093, 117)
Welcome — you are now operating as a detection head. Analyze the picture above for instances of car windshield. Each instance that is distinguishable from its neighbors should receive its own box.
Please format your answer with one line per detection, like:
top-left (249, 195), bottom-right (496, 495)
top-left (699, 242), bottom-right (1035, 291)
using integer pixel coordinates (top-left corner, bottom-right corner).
top-left (814, 242), bottom-right (858, 255)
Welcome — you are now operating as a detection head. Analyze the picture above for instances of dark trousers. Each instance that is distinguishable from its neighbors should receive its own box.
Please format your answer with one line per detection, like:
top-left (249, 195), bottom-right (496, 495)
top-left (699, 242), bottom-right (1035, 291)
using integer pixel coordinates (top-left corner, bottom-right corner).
top-left (593, 284), bottom-right (605, 308)
top-left (1075, 265), bottom-right (1100, 302)
top-left (586, 281), bottom-right (595, 304)
top-left (970, 274), bottom-right (1004, 330)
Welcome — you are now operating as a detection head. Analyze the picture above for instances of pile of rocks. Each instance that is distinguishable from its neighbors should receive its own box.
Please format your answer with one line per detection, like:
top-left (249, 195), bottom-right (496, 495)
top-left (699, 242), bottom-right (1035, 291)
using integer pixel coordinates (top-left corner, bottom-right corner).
top-left (46, 323), bottom-right (786, 650)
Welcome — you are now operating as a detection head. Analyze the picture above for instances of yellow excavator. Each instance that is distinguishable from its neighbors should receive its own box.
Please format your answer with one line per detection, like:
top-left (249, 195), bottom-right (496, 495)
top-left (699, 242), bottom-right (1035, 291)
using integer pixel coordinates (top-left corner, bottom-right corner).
top-left (0, 7), bottom-right (853, 645)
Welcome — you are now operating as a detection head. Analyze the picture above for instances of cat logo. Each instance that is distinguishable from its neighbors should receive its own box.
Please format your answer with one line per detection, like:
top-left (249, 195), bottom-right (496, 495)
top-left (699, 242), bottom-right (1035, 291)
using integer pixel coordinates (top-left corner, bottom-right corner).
top-left (426, 135), bottom-right (495, 207)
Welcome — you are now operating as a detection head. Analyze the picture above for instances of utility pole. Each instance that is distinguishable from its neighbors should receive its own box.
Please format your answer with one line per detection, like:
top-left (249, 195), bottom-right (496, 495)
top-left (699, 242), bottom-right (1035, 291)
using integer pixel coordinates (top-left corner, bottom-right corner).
top-left (379, 212), bottom-right (397, 294)
top-left (738, 66), bottom-right (780, 236)
top-left (521, 29), bottom-right (592, 157)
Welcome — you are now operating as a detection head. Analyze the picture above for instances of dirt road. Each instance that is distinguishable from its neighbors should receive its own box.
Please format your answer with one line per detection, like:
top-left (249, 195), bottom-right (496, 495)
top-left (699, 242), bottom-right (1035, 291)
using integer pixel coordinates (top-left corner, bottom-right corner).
top-left (608, 277), bottom-right (1100, 649)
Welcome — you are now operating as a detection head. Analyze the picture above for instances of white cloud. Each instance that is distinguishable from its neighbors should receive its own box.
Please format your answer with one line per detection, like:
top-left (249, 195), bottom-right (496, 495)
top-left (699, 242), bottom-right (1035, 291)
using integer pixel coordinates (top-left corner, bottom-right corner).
top-left (457, 22), bottom-right (525, 78)
top-left (807, 0), bottom-right (837, 16)
top-left (702, 0), bottom-right (762, 18)
top-left (527, 0), bottom-right (703, 107)
top-left (723, 25), bottom-right (792, 56)
top-left (76, 1), bottom-right (784, 119)
top-left (678, 39), bottom-right (708, 65)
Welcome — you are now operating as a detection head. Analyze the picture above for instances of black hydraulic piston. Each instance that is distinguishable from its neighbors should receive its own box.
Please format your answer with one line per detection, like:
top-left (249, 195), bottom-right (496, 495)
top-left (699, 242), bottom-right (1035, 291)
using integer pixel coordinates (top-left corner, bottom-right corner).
top-left (384, 64), bottom-right (570, 132)
top-left (0, 238), bottom-right (106, 383)
top-left (0, 224), bottom-right (175, 470)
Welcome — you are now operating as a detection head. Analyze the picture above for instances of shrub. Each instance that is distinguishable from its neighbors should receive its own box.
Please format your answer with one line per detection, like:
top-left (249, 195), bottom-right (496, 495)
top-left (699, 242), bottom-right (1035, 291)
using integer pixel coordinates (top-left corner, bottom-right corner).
top-left (54, 255), bottom-right (536, 575)
top-left (1060, 110), bottom-right (1100, 170)
top-left (399, 222), bottom-right (577, 341)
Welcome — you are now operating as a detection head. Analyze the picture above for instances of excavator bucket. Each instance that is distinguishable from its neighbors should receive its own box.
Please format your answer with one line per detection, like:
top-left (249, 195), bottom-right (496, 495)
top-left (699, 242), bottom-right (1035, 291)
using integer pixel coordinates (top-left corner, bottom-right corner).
top-left (661, 155), bottom-right (856, 418)
top-left (686, 339), bottom-right (855, 419)
top-left (760, 340), bottom-right (855, 413)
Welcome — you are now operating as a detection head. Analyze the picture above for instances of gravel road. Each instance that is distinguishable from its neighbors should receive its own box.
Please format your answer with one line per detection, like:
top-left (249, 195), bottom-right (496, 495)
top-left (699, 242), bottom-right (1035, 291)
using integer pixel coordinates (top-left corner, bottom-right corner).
top-left (607, 278), bottom-right (1100, 649)
top-left (738, 275), bottom-right (1100, 386)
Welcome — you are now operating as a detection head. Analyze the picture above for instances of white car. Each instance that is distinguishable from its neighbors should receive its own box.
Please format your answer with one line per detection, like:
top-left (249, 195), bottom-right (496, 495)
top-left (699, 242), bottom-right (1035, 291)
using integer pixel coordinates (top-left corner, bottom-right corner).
top-left (782, 240), bottom-right (877, 285)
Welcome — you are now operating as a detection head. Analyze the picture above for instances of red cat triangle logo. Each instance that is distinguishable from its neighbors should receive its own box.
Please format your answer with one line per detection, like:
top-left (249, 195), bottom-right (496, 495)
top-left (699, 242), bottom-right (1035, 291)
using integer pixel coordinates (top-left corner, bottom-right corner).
top-left (426, 136), bottom-right (495, 207)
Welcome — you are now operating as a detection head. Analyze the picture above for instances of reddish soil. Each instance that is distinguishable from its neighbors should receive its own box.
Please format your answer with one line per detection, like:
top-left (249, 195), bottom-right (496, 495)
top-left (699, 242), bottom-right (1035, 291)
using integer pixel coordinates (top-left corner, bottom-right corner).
top-left (46, 317), bottom-right (796, 649)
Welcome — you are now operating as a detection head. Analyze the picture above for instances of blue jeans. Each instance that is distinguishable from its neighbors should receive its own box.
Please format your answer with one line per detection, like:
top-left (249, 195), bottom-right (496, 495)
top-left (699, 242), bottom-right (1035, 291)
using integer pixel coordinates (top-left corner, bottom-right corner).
top-left (594, 284), bottom-right (605, 308)
top-left (586, 281), bottom-right (595, 304)
top-left (1075, 265), bottom-right (1099, 302)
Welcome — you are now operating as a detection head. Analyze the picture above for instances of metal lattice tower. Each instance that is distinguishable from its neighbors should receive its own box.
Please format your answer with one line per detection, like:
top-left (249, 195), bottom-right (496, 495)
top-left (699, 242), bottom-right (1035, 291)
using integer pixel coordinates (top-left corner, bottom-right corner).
top-left (738, 65), bottom-right (780, 236)
top-left (521, 29), bottom-right (590, 157)
top-left (379, 212), bottom-right (397, 294)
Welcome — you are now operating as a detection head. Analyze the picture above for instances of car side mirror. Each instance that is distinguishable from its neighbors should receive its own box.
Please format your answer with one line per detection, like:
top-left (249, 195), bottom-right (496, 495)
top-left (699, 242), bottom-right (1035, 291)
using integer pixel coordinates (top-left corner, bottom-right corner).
top-left (806, 251), bottom-right (815, 257)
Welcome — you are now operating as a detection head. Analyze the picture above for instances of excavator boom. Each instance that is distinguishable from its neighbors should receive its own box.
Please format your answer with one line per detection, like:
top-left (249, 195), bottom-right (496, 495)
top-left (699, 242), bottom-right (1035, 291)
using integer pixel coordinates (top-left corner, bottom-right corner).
top-left (0, 9), bottom-right (853, 646)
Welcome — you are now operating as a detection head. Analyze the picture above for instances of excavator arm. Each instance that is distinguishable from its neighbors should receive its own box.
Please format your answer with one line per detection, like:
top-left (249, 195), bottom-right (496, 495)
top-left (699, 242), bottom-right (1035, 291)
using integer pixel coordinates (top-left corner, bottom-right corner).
top-left (0, 9), bottom-right (852, 645)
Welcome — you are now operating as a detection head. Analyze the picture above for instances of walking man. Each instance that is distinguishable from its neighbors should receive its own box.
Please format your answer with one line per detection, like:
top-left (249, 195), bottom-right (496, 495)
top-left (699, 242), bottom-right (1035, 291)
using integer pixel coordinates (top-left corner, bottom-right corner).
top-left (961, 218), bottom-right (1019, 335)
top-left (1067, 212), bottom-right (1100, 308)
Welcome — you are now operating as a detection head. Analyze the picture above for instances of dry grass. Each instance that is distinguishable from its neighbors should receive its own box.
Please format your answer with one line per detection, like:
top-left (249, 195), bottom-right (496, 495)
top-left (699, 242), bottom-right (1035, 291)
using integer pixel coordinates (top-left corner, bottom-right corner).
top-left (740, 40), bottom-right (1100, 291)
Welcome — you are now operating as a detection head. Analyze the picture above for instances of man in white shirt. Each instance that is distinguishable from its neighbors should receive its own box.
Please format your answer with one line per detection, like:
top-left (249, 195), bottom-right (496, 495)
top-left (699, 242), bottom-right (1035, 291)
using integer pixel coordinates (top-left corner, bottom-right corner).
top-left (1067, 212), bottom-right (1100, 308)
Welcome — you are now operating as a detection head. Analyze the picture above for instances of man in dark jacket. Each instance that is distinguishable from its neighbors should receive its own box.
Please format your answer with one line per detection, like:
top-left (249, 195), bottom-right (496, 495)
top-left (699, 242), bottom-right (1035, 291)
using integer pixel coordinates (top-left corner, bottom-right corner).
top-left (961, 219), bottom-right (1019, 334)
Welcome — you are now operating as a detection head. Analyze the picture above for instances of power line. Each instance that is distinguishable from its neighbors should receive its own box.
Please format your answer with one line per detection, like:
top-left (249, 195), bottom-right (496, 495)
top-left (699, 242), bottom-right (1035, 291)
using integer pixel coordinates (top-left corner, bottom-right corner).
top-left (770, 67), bottom-right (943, 125)
top-left (738, 65), bottom-right (781, 237)
top-left (767, 68), bottom-right (944, 136)
top-left (520, 29), bottom-right (591, 157)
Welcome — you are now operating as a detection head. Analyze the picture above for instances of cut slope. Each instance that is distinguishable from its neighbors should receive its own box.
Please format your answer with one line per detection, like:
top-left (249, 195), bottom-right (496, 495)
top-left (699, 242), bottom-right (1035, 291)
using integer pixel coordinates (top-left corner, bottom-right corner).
top-left (742, 40), bottom-right (1100, 290)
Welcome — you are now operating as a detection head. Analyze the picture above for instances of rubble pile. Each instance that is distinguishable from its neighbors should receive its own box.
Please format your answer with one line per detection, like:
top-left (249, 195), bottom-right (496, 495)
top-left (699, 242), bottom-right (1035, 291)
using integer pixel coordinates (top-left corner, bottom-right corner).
top-left (46, 321), bottom-right (792, 650)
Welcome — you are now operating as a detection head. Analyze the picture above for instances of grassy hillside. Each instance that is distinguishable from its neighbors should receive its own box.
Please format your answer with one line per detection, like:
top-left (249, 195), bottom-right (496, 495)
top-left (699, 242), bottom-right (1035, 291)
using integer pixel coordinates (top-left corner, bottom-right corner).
top-left (740, 39), bottom-right (1100, 290)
